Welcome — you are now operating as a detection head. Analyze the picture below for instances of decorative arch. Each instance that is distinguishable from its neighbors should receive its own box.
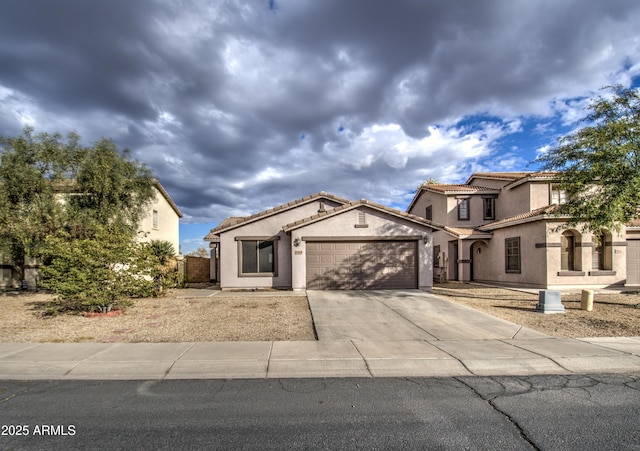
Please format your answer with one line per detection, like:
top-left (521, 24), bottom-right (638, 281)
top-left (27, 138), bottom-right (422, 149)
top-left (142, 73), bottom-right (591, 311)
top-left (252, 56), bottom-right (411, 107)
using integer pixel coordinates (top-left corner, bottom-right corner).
top-left (592, 229), bottom-right (612, 271)
top-left (561, 230), bottom-right (581, 271)
top-left (470, 240), bottom-right (490, 282)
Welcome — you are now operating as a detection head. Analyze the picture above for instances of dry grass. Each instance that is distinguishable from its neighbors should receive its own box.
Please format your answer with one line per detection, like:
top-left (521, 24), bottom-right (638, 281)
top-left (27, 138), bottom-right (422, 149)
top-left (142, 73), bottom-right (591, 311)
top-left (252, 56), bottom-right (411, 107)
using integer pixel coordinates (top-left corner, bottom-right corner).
top-left (433, 283), bottom-right (640, 338)
top-left (2, 283), bottom-right (640, 343)
top-left (0, 289), bottom-right (316, 343)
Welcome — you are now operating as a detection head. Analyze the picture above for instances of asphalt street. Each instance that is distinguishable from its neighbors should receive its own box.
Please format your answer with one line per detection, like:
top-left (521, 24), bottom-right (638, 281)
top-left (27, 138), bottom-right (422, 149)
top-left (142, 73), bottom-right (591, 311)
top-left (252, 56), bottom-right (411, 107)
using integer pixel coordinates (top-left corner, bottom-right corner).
top-left (1, 374), bottom-right (639, 450)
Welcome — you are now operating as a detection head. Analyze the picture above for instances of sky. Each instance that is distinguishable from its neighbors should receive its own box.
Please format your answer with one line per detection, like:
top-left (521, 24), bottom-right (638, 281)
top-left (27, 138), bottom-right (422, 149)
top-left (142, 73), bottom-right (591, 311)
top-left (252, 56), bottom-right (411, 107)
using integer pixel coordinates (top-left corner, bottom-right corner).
top-left (1, 0), bottom-right (639, 255)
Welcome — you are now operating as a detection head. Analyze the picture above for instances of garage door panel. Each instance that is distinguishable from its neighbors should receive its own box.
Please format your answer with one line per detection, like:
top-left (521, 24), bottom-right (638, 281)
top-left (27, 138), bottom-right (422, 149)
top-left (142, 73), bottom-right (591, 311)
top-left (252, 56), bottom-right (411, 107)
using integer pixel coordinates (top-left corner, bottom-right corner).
top-left (627, 240), bottom-right (640, 285)
top-left (306, 240), bottom-right (417, 290)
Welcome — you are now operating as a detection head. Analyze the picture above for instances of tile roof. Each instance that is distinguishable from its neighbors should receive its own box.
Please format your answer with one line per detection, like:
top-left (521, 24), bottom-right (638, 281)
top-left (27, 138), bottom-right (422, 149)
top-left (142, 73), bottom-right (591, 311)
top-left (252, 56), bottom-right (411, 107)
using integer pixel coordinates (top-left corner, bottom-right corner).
top-left (420, 184), bottom-right (500, 194)
top-left (203, 192), bottom-right (350, 240)
top-left (478, 205), bottom-right (560, 231)
top-left (282, 199), bottom-right (444, 232)
top-left (443, 227), bottom-right (493, 239)
top-left (466, 171), bottom-right (558, 187)
top-left (627, 218), bottom-right (640, 228)
top-left (153, 179), bottom-right (183, 218)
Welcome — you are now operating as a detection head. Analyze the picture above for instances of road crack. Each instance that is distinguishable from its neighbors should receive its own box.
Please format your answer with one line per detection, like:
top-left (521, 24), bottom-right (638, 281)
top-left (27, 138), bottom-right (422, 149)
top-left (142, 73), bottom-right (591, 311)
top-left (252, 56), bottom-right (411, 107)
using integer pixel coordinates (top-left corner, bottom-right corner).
top-left (455, 376), bottom-right (540, 450)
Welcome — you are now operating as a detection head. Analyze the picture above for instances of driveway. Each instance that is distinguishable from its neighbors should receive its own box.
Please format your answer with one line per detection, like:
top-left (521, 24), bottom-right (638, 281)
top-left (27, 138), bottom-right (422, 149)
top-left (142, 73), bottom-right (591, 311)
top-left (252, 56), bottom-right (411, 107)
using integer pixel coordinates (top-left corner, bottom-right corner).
top-left (306, 290), bottom-right (549, 341)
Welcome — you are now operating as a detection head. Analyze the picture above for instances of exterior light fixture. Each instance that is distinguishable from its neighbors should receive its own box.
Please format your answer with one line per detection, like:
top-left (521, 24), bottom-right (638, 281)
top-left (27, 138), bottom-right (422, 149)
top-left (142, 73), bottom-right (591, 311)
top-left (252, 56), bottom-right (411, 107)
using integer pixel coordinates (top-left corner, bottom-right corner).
top-left (293, 238), bottom-right (301, 247)
top-left (423, 235), bottom-right (430, 245)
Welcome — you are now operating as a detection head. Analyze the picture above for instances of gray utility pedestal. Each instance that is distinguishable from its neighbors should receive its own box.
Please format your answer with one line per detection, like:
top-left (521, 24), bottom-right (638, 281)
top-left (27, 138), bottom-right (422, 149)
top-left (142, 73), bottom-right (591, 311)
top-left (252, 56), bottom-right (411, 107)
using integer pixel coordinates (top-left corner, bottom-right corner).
top-left (536, 290), bottom-right (565, 314)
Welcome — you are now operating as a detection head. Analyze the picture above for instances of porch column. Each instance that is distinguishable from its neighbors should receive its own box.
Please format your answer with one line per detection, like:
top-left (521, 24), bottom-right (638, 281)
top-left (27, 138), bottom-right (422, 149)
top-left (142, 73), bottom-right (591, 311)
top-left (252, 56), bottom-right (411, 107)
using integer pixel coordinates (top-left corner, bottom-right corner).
top-left (457, 238), bottom-right (471, 282)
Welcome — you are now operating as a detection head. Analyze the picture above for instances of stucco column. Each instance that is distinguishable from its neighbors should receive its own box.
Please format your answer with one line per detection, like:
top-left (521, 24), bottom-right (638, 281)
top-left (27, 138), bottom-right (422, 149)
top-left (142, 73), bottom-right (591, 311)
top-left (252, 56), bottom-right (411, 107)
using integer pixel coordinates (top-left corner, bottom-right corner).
top-left (457, 238), bottom-right (471, 282)
top-left (291, 233), bottom-right (306, 291)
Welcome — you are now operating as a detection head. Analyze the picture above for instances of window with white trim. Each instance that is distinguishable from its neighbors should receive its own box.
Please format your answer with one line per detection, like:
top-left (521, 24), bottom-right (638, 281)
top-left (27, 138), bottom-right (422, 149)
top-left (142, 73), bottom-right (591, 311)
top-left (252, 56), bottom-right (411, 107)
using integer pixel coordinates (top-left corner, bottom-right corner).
top-left (551, 185), bottom-right (568, 204)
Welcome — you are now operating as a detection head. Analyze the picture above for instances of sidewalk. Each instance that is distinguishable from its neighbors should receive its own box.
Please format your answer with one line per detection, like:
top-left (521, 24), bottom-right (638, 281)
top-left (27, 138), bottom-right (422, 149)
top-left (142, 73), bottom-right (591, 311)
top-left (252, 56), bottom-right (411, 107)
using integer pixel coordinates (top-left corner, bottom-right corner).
top-left (2, 289), bottom-right (640, 380)
top-left (1, 336), bottom-right (639, 380)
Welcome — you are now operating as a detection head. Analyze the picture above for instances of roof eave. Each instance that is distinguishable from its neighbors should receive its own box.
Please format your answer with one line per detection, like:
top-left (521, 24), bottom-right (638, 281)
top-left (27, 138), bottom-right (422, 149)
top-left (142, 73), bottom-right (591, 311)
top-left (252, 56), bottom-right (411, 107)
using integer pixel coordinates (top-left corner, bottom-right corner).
top-left (208, 192), bottom-right (350, 236)
top-left (284, 200), bottom-right (444, 233)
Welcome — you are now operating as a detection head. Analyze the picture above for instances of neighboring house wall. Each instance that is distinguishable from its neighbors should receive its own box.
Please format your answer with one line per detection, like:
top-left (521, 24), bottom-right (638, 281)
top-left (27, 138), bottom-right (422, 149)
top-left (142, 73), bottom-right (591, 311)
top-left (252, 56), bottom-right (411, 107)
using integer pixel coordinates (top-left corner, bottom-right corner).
top-left (495, 184), bottom-right (531, 219)
top-left (408, 171), bottom-right (632, 289)
top-left (545, 224), bottom-right (626, 288)
top-left (1, 180), bottom-right (182, 290)
top-left (139, 184), bottom-right (182, 254)
top-left (471, 222), bottom-right (548, 288)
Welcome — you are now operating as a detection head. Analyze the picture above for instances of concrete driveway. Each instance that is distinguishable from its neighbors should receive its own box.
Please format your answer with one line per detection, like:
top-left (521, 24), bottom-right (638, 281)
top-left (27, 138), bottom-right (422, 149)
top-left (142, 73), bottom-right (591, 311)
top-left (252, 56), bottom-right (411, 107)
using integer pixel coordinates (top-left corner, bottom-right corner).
top-left (307, 290), bottom-right (549, 341)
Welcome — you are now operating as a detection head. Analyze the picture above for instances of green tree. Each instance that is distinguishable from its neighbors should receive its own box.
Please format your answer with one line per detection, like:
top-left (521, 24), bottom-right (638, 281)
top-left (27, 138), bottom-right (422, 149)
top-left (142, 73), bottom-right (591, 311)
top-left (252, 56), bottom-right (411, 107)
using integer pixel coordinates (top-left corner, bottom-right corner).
top-left (0, 127), bottom-right (77, 280)
top-left (535, 85), bottom-right (640, 234)
top-left (187, 246), bottom-right (209, 258)
top-left (0, 127), bottom-right (157, 311)
top-left (39, 225), bottom-right (152, 312)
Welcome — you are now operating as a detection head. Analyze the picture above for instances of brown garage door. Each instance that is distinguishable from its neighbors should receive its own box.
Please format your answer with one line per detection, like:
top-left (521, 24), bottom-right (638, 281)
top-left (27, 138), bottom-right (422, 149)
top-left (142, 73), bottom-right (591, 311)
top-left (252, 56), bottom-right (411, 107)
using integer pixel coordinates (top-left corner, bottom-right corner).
top-left (627, 240), bottom-right (640, 285)
top-left (306, 240), bottom-right (418, 290)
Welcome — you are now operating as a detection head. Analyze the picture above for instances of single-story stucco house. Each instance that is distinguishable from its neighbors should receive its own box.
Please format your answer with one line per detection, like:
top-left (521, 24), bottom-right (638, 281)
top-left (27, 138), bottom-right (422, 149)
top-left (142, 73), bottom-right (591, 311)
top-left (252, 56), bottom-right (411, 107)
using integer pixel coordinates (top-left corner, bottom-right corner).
top-left (204, 192), bottom-right (441, 291)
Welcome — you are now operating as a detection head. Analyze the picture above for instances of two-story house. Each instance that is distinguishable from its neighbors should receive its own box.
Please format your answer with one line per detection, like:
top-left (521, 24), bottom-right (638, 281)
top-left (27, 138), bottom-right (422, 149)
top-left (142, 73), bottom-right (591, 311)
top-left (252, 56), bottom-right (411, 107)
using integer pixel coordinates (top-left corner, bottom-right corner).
top-left (407, 172), bottom-right (635, 289)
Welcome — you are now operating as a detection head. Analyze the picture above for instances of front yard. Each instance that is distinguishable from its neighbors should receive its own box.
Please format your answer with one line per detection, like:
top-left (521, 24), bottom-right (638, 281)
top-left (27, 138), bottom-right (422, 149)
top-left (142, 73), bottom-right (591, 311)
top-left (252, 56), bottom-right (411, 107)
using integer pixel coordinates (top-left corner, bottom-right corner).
top-left (0, 289), bottom-right (316, 343)
top-left (433, 283), bottom-right (640, 338)
top-left (1, 284), bottom-right (639, 342)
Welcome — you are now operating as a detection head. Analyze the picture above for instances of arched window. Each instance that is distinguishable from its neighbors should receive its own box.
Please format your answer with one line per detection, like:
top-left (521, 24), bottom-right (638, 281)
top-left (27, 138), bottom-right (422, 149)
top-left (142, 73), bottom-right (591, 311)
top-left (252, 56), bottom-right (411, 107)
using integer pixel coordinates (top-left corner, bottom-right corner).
top-left (592, 230), bottom-right (612, 271)
top-left (561, 231), bottom-right (576, 271)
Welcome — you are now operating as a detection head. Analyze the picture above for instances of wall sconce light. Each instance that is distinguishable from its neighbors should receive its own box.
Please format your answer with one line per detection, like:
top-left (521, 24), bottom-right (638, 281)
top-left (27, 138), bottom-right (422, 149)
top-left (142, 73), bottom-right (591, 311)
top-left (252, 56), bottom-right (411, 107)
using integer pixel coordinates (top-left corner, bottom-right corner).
top-left (476, 248), bottom-right (482, 254)
top-left (293, 238), bottom-right (301, 247)
top-left (423, 235), bottom-right (430, 245)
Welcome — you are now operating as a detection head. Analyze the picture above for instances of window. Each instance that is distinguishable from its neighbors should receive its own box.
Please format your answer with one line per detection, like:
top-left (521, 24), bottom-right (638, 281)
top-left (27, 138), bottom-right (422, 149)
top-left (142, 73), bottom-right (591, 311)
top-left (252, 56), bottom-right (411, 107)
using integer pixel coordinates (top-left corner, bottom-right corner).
top-left (551, 185), bottom-right (568, 204)
top-left (152, 210), bottom-right (158, 229)
top-left (561, 231), bottom-right (575, 271)
top-left (483, 197), bottom-right (495, 220)
top-left (240, 240), bottom-right (275, 275)
top-left (505, 237), bottom-right (521, 273)
top-left (425, 205), bottom-right (432, 221)
top-left (433, 245), bottom-right (441, 268)
top-left (458, 198), bottom-right (470, 220)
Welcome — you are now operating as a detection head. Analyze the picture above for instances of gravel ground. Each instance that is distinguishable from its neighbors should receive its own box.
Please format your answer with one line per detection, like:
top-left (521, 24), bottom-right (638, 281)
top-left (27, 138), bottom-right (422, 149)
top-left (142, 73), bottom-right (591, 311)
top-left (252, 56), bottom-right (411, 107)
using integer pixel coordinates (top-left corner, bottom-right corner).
top-left (433, 283), bottom-right (640, 338)
top-left (0, 289), bottom-right (316, 343)
top-left (2, 284), bottom-right (639, 342)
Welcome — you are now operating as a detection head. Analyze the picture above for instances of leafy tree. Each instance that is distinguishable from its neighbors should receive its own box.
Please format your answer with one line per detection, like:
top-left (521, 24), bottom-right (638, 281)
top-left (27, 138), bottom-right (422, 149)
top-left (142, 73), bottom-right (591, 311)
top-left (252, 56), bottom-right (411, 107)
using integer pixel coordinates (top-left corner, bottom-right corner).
top-left (535, 85), bottom-right (640, 234)
top-left (187, 246), bottom-right (209, 258)
top-left (0, 127), bottom-right (157, 311)
top-left (39, 225), bottom-right (150, 312)
top-left (0, 127), bottom-right (77, 280)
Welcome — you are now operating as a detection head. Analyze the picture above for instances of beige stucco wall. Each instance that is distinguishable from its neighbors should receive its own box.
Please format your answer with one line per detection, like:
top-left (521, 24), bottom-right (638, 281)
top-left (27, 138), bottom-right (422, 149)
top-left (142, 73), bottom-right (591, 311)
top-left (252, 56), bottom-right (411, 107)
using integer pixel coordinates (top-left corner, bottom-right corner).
top-left (471, 222), bottom-right (548, 288)
top-left (139, 187), bottom-right (181, 254)
top-left (219, 199), bottom-right (342, 289)
top-left (496, 184), bottom-right (532, 219)
top-left (407, 190), bottom-right (447, 222)
top-left (472, 221), bottom-right (626, 288)
top-left (288, 207), bottom-right (434, 290)
top-left (529, 183), bottom-right (552, 211)
top-left (544, 223), bottom-right (626, 288)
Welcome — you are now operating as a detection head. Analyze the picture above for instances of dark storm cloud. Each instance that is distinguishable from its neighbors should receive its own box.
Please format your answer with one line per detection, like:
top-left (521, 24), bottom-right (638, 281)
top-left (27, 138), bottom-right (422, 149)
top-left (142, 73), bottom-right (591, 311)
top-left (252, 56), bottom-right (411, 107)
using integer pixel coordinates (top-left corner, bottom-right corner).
top-left (1, 0), bottom-right (639, 227)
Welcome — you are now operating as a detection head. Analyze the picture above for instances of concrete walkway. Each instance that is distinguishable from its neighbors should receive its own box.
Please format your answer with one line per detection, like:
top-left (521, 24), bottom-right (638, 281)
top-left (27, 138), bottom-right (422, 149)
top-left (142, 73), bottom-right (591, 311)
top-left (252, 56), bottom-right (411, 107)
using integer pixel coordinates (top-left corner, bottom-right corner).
top-left (1, 290), bottom-right (640, 380)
